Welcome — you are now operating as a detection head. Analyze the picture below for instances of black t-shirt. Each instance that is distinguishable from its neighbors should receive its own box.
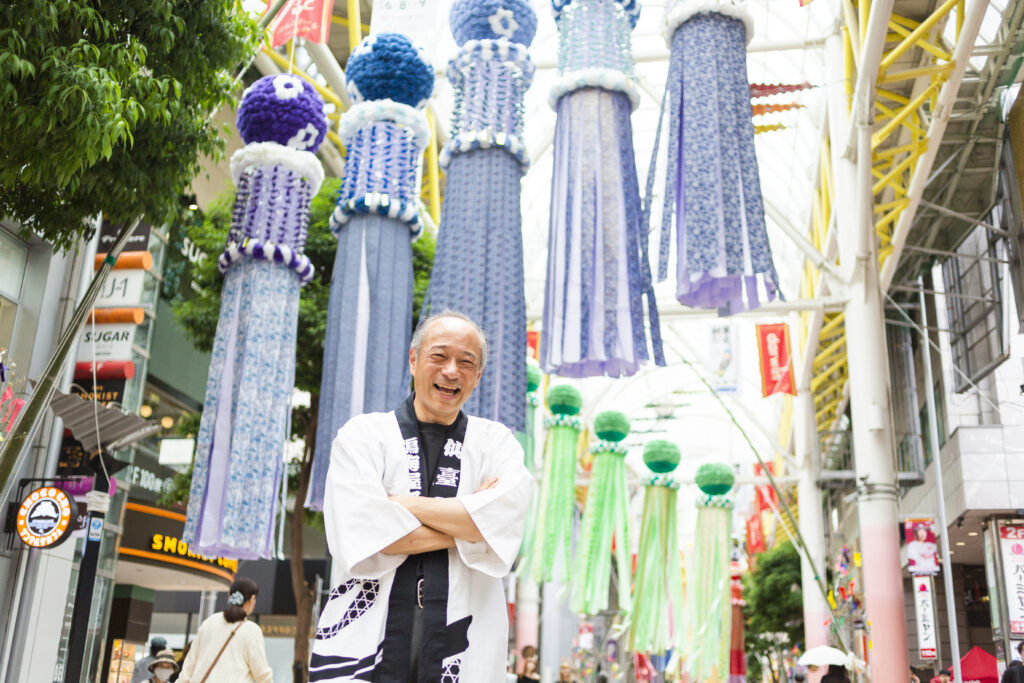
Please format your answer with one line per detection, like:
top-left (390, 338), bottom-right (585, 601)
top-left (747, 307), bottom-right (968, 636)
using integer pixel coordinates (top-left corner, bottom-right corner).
top-left (418, 420), bottom-right (449, 496)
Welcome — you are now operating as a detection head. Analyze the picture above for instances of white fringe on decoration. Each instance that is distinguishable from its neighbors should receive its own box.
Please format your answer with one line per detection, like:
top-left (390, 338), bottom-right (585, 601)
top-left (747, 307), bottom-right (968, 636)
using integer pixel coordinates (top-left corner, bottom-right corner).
top-left (230, 142), bottom-right (324, 191)
top-left (662, 0), bottom-right (754, 43)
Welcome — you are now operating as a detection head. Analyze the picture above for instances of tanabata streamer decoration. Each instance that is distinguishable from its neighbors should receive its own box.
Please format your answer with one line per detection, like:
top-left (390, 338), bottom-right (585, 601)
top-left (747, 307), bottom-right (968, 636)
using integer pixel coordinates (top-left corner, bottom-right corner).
top-left (683, 462), bottom-right (735, 679)
top-left (729, 562), bottom-right (748, 683)
top-left (521, 384), bottom-right (583, 581)
top-left (516, 357), bottom-right (545, 567)
top-left (423, 0), bottom-right (537, 432)
top-left (571, 411), bottom-right (632, 615)
top-left (654, 0), bottom-right (781, 313)
top-left (183, 74), bottom-right (326, 558)
top-left (540, 0), bottom-right (664, 378)
top-left (629, 440), bottom-right (684, 655)
top-left (524, 357), bottom-right (542, 472)
top-left (307, 34), bottom-right (434, 510)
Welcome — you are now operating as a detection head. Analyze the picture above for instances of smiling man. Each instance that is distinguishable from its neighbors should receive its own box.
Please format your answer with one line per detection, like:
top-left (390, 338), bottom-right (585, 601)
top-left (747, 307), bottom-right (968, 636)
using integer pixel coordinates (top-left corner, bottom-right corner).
top-left (310, 311), bottom-right (532, 682)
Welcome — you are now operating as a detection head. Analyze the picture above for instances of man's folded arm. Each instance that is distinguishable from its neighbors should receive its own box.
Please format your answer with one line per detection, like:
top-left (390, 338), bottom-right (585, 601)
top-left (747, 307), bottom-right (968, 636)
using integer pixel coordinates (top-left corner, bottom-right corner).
top-left (381, 525), bottom-right (456, 555)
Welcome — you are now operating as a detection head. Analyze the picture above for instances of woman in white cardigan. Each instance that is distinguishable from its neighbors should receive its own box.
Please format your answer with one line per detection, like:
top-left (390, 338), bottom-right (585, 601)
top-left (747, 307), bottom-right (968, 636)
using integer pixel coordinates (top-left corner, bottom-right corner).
top-left (178, 577), bottom-right (273, 683)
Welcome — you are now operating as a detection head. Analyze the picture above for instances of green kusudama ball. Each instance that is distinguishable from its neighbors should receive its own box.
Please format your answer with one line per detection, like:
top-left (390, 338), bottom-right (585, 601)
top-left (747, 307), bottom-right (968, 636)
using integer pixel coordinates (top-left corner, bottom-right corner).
top-left (546, 384), bottom-right (582, 416)
top-left (696, 462), bottom-right (734, 496)
top-left (643, 440), bottom-right (681, 473)
top-left (594, 411), bottom-right (629, 442)
top-left (526, 357), bottom-right (542, 393)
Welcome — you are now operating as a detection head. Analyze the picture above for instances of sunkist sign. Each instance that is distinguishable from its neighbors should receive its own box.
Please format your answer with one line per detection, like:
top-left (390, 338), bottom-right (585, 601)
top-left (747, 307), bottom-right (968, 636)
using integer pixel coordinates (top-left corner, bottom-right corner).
top-left (15, 487), bottom-right (74, 548)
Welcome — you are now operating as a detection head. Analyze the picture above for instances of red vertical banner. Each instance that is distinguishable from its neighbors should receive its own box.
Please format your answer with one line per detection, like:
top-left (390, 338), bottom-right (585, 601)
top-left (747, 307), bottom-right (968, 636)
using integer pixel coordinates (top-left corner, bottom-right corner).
top-left (746, 513), bottom-right (765, 555)
top-left (526, 330), bottom-right (540, 360)
top-left (754, 463), bottom-right (778, 513)
top-left (756, 323), bottom-right (796, 397)
top-left (268, 0), bottom-right (336, 48)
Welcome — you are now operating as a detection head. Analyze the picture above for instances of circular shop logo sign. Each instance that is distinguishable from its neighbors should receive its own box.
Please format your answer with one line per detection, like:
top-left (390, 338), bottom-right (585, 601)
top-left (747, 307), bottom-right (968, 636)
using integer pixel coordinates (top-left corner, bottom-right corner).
top-left (16, 487), bottom-right (73, 548)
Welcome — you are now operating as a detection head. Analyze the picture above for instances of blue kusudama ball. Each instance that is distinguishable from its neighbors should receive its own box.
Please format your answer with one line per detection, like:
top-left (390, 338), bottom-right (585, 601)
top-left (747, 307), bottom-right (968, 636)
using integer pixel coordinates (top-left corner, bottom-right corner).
top-left (237, 74), bottom-right (327, 152)
top-left (346, 33), bottom-right (434, 109)
top-left (450, 0), bottom-right (538, 46)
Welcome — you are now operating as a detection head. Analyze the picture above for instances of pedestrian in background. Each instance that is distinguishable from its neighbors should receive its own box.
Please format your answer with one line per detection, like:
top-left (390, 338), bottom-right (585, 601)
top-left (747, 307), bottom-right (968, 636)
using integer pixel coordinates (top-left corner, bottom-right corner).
top-left (131, 636), bottom-right (168, 683)
top-left (177, 577), bottom-right (272, 683)
top-left (145, 650), bottom-right (179, 682)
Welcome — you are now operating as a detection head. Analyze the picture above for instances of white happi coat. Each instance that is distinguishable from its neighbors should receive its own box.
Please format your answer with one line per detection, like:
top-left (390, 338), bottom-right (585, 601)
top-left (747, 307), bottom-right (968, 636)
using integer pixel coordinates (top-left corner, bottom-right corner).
top-left (310, 410), bottom-right (532, 682)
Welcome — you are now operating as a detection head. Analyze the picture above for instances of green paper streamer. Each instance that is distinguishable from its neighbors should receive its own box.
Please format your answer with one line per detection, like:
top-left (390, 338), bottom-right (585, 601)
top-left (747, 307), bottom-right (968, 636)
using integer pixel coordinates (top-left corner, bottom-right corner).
top-left (682, 494), bottom-right (733, 680)
top-left (520, 413), bottom-right (582, 584)
top-left (571, 439), bottom-right (631, 615)
top-left (629, 476), bottom-right (683, 655)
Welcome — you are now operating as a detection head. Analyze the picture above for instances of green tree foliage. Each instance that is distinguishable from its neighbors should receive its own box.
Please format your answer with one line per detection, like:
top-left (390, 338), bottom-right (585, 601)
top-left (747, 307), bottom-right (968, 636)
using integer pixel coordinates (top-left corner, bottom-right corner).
top-left (0, 0), bottom-right (261, 250)
top-left (744, 540), bottom-right (804, 682)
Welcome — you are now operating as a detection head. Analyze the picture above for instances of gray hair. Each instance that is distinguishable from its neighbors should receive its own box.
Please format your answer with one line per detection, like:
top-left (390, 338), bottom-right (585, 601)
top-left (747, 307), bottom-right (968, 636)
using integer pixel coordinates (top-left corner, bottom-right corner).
top-left (411, 310), bottom-right (489, 368)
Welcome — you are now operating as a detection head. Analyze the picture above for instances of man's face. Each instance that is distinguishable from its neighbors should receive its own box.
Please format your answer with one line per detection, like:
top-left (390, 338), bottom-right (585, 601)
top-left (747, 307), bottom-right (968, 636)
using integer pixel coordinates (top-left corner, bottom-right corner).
top-left (409, 317), bottom-right (484, 424)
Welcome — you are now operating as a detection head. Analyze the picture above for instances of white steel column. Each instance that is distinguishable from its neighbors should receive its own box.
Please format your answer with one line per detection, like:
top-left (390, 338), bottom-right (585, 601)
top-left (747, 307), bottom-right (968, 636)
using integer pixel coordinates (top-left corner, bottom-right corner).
top-left (828, 0), bottom-right (911, 673)
top-left (796, 386), bottom-right (830, 652)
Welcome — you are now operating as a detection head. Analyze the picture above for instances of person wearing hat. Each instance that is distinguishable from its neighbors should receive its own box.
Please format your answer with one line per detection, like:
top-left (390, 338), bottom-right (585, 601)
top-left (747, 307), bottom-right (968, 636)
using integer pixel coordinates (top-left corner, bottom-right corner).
top-left (131, 637), bottom-right (168, 683)
top-left (146, 650), bottom-right (180, 683)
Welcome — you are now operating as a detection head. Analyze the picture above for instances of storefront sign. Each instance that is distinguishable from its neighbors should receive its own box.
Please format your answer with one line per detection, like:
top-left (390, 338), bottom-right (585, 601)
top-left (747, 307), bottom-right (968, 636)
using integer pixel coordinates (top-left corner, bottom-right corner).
top-left (99, 220), bottom-right (152, 253)
top-left (913, 575), bottom-right (937, 659)
top-left (998, 521), bottom-right (1024, 635)
top-left (94, 269), bottom-right (147, 308)
top-left (905, 517), bottom-right (940, 576)
top-left (755, 323), bottom-right (796, 397)
top-left (370, 0), bottom-right (439, 49)
top-left (77, 323), bottom-right (136, 362)
top-left (15, 486), bottom-right (74, 548)
top-left (118, 502), bottom-right (237, 585)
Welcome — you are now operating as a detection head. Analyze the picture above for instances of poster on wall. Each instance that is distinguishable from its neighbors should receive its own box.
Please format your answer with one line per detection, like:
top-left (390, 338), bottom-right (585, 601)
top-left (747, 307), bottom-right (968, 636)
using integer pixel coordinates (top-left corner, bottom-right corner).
top-left (998, 521), bottom-right (1024, 635)
top-left (913, 576), bottom-right (938, 659)
top-left (904, 517), bottom-right (940, 576)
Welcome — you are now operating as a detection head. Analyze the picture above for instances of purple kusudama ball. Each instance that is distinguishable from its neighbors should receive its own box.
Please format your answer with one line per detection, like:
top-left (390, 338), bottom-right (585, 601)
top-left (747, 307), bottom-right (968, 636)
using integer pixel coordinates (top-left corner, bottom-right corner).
top-left (237, 74), bottom-right (328, 152)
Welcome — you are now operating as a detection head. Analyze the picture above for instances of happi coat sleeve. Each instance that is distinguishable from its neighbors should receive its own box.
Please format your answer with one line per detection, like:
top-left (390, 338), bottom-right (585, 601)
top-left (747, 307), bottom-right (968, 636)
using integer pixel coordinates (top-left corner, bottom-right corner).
top-left (324, 412), bottom-right (422, 578)
top-left (455, 419), bottom-right (533, 577)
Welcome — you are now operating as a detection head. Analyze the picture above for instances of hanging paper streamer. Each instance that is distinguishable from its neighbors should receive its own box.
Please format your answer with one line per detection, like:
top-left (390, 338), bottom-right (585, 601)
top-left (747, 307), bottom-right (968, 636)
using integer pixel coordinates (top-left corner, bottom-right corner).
top-left (655, 0), bottom-right (781, 313)
top-left (184, 75), bottom-right (326, 558)
top-left (749, 81), bottom-right (812, 99)
top-left (682, 462), bottom-right (735, 679)
top-left (307, 34), bottom-right (434, 510)
top-left (729, 562), bottom-right (748, 683)
top-left (520, 384), bottom-right (583, 582)
top-left (524, 357), bottom-right (542, 472)
top-left (516, 357), bottom-right (545, 569)
top-left (422, 0), bottom-right (537, 432)
top-left (540, 0), bottom-right (664, 378)
top-left (571, 411), bottom-right (632, 615)
top-left (629, 440), bottom-right (683, 656)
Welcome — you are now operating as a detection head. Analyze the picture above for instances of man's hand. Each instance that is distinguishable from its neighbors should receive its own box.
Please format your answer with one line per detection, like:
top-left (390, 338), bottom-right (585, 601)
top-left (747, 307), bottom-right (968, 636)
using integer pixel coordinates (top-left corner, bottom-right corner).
top-left (475, 477), bottom-right (499, 493)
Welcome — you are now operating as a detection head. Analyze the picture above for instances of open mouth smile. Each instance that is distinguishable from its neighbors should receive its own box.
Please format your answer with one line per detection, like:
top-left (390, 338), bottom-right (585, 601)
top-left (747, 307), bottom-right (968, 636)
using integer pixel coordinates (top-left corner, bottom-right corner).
top-left (434, 384), bottom-right (461, 398)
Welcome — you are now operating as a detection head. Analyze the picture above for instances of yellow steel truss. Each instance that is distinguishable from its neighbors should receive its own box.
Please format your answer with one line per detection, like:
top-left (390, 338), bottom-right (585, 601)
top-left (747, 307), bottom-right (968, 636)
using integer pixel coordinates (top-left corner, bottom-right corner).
top-left (799, 0), bottom-right (966, 446)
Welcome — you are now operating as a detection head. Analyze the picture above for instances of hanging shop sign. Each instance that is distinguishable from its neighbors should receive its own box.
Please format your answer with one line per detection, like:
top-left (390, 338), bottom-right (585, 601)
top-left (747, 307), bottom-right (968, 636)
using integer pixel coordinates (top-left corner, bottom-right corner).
top-left (913, 575), bottom-right (938, 659)
top-left (755, 323), bottom-right (796, 397)
top-left (709, 324), bottom-right (738, 392)
top-left (76, 324), bottom-right (137, 363)
top-left (904, 517), bottom-right (940, 576)
top-left (15, 486), bottom-right (74, 548)
top-left (998, 521), bottom-right (1024, 635)
top-left (268, 0), bottom-right (335, 48)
